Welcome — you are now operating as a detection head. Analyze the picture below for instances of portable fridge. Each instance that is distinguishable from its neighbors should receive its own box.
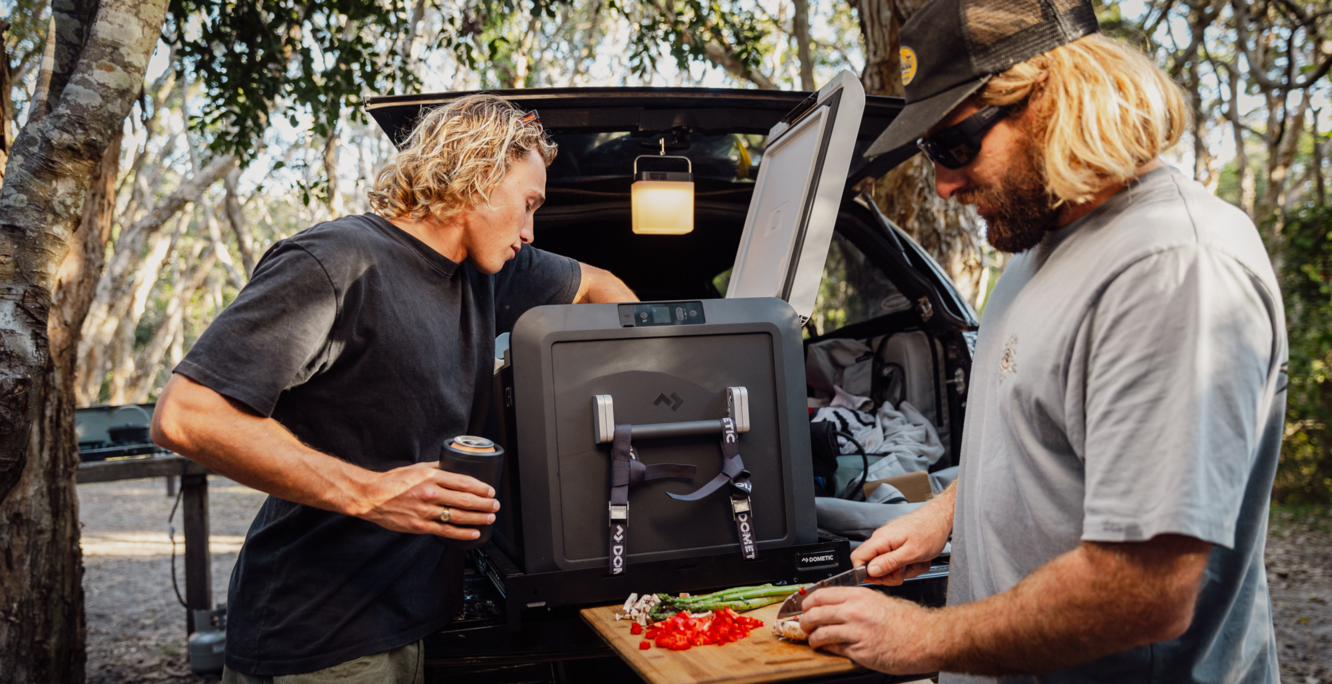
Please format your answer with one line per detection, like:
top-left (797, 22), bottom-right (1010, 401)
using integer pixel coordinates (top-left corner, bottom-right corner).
top-left (477, 72), bottom-right (868, 628)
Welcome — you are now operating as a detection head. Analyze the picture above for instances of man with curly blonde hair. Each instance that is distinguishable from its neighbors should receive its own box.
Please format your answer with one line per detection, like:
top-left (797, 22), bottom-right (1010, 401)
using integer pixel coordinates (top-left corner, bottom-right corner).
top-left (800, 1), bottom-right (1286, 682)
top-left (153, 94), bottom-right (634, 683)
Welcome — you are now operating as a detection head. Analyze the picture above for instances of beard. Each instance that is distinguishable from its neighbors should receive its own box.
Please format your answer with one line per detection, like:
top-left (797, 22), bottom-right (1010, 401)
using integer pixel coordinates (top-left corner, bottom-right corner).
top-left (954, 138), bottom-right (1061, 253)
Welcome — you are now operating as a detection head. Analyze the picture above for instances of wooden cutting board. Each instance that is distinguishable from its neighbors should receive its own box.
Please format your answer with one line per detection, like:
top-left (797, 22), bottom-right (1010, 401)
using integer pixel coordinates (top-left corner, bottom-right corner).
top-left (580, 601), bottom-right (859, 684)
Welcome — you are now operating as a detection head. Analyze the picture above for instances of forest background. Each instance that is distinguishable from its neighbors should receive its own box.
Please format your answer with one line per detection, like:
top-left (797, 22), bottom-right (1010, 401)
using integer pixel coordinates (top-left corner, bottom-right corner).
top-left (0, 0), bottom-right (1329, 680)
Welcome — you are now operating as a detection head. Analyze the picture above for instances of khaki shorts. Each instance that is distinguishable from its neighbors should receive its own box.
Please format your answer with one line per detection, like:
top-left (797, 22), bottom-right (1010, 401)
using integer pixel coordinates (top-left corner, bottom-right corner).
top-left (221, 640), bottom-right (423, 684)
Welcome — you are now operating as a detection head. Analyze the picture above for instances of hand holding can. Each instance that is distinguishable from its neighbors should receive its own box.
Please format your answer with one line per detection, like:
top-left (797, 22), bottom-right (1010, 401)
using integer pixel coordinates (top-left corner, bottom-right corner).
top-left (438, 436), bottom-right (505, 549)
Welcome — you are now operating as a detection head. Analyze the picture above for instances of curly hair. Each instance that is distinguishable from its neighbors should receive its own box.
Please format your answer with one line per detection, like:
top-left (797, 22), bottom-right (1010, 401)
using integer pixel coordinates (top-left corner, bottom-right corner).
top-left (978, 33), bottom-right (1189, 205)
top-left (368, 94), bottom-right (557, 223)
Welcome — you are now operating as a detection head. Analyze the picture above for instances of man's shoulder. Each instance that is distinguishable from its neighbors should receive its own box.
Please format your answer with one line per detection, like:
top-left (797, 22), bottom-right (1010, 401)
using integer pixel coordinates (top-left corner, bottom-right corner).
top-left (263, 214), bottom-right (405, 283)
top-left (1084, 168), bottom-right (1275, 287)
top-left (281, 214), bottom-right (396, 257)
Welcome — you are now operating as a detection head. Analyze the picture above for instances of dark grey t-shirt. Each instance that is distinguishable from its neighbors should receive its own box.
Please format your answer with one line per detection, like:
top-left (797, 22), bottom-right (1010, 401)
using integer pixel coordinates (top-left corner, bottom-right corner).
top-left (175, 213), bottom-right (581, 676)
top-left (946, 168), bottom-right (1286, 683)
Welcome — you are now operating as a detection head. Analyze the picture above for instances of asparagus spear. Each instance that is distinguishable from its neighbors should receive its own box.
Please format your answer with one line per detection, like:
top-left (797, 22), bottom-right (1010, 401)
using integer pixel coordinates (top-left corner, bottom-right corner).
top-left (647, 595), bottom-right (790, 622)
top-left (658, 583), bottom-right (809, 607)
top-left (648, 583), bottom-right (811, 620)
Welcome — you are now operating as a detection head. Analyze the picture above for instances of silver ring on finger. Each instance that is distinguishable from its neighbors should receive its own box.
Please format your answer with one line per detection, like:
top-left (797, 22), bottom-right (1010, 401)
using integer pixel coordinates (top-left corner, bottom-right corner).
top-left (439, 507), bottom-right (452, 524)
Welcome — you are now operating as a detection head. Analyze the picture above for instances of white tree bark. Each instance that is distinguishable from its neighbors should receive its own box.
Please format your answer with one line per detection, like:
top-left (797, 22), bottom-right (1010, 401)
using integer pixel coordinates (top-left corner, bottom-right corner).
top-left (124, 244), bottom-right (216, 402)
top-left (74, 153), bottom-right (234, 403)
top-left (223, 167), bottom-right (255, 276)
top-left (103, 220), bottom-right (180, 404)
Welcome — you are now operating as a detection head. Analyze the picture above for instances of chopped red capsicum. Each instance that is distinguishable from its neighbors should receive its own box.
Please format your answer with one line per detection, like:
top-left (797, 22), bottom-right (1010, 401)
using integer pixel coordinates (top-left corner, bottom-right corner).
top-left (643, 607), bottom-right (765, 651)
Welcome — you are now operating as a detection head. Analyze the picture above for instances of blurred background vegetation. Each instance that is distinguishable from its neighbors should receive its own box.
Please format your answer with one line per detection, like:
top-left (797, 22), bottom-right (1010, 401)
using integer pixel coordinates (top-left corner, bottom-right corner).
top-left (2, 0), bottom-right (1329, 505)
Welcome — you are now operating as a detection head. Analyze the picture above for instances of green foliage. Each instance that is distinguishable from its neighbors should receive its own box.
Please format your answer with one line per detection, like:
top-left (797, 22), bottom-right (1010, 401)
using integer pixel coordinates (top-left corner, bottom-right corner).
top-left (1277, 206), bottom-right (1332, 504)
top-left (610, 0), bottom-right (767, 79)
top-left (1269, 500), bottom-right (1332, 533)
top-left (434, 0), bottom-right (569, 86)
top-left (165, 0), bottom-right (771, 163)
top-left (166, 0), bottom-right (427, 163)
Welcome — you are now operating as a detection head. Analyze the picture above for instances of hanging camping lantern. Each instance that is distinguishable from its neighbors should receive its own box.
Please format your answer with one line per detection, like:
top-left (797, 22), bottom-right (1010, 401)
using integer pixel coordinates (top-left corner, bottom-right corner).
top-left (631, 144), bottom-right (694, 235)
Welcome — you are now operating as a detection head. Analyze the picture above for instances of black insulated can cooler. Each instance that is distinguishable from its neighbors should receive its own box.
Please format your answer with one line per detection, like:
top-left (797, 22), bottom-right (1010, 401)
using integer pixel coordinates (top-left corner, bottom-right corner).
top-left (439, 436), bottom-right (504, 549)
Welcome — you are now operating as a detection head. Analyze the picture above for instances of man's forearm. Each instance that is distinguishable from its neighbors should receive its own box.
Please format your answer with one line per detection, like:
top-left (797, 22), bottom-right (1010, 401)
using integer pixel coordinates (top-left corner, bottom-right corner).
top-left (153, 374), bottom-right (372, 515)
top-left (920, 535), bottom-right (1209, 676)
top-left (922, 479), bottom-right (957, 529)
top-left (575, 262), bottom-right (637, 303)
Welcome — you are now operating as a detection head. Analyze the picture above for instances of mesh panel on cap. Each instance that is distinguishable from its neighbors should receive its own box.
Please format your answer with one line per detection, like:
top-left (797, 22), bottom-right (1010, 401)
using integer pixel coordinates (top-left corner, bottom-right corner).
top-left (960, 0), bottom-right (1098, 74)
top-left (963, 0), bottom-right (1045, 48)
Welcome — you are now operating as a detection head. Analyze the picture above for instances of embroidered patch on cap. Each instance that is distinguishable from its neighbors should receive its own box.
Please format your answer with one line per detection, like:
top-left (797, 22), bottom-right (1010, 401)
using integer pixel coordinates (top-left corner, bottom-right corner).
top-left (900, 47), bottom-right (918, 86)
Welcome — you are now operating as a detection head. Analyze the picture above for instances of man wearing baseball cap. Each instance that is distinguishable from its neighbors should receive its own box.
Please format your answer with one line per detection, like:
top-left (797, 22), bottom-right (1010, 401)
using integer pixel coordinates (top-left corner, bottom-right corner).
top-left (798, 0), bottom-right (1286, 681)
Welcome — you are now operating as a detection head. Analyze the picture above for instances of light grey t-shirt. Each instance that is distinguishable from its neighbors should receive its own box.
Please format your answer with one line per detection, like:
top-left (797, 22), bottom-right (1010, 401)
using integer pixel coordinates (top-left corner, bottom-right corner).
top-left (944, 167), bottom-right (1287, 684)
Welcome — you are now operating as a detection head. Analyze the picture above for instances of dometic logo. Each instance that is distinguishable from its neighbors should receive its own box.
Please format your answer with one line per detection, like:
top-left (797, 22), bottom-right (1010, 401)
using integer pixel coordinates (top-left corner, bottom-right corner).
top-left (653, 392), bottom-right (684, 411)
top-left (611, 524), bottom-right (626, 574)
top-left (737, 513), bottom-right (756, 557)
top-left (797, 550), bottom-right (839, 569)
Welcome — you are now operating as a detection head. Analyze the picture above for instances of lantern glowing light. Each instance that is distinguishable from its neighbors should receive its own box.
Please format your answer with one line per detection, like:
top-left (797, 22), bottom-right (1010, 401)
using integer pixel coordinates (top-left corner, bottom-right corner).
top-left (631, 154), bottom-right (694, 235)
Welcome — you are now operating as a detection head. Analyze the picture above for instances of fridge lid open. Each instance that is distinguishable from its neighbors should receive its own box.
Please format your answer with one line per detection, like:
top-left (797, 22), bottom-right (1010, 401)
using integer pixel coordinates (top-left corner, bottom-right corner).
top-left (724, 70), bottom-right (866, 321)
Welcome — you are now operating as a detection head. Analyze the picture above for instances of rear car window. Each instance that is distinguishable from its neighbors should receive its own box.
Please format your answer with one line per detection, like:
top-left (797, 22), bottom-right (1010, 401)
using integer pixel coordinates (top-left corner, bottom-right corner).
top-left (548, 132), bottom-right (768, 183)
top-left (711, 231), bottom-right (911, 337)
top-left (808, 232), bottom-right (910, 336)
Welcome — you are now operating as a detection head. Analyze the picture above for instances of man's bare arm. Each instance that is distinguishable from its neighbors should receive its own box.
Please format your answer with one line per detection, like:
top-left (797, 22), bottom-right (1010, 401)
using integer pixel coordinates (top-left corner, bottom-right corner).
top-left (574, 262), bottom-right (637, 303)
top-left (931, 534), bottom-right (1210, 675)
top-left (802, 533), bottom-right (1210, 675)
top-left (152, 374), bottom-right (499, 540)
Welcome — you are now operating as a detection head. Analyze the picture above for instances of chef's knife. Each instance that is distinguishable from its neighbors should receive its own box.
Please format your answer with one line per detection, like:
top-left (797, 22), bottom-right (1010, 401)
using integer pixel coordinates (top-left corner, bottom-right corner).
top-left (777, 565), bottom-right (870, 619)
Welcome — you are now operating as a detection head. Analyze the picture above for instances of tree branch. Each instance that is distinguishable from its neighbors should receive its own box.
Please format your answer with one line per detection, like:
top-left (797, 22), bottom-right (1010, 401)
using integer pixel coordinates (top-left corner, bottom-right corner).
top-left (1232, 0), bottom-right (1332, 92)
top-left (647, 0), bottom-right (777, 89)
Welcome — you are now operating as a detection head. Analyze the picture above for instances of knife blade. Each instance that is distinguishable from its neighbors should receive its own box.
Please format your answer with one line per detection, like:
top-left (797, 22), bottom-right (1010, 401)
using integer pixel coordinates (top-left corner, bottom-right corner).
top-left (776, 565), bottom-right (870, 619)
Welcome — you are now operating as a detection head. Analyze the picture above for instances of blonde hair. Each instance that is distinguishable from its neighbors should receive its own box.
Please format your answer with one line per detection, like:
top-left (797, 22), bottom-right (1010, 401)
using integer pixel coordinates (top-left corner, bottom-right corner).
top-left (369, 94), bottom-right (557, 222)
top-left (978, 33), bottom-right (1188, 205)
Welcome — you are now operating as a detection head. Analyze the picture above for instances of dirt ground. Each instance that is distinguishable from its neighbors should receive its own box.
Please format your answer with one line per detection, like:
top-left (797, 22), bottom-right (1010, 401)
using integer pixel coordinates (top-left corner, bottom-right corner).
top-left (79, 477), bottom-right (1332, 683)
top-left (81, 477), bottom-right (266, 683)
top-left (1267, 509), bottom-right (1332, 683)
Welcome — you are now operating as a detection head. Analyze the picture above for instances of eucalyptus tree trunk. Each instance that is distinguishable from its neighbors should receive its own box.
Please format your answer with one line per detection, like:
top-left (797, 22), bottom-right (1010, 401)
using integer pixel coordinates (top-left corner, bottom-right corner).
top-left (1257, 89), bottom-right (1309, 247)
top-left (851, 0), bottom-right (985, 307)
top-left (125, 244), bottom-right (217, 402)
top-left (792, 0), bottom-right (815, 91)
top-left (0, 0), bottom-right (168, 679)
top-left (75, 152), bottom-right (235, 404)
top-left (103, 220), bottom-right (181, 405)
top-left (116, 67), bottom-right (178, 226)
top-left (223, 167), bottom-right (256, 276)
top-left (324, 130), bottom-right (344, 216)
top-left (184, 126), bottom-right (244, 290)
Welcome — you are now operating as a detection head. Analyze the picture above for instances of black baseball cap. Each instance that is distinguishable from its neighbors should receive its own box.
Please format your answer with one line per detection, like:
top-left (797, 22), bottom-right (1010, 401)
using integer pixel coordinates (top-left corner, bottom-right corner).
top-left (866, 0), bottom-right (1099, 158)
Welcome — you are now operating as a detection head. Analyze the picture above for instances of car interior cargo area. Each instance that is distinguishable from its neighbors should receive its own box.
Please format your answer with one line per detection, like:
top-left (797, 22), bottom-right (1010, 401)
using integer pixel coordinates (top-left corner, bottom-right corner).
top-left (364, 75), bottom-right (974, 643)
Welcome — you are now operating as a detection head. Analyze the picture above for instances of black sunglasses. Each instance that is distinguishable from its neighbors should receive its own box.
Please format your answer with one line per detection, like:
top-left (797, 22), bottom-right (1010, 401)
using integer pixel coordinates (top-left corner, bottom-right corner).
top-left (916, 105), bottom-right (1012, 169)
